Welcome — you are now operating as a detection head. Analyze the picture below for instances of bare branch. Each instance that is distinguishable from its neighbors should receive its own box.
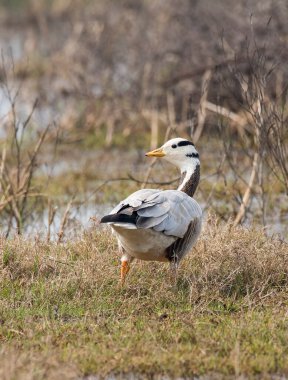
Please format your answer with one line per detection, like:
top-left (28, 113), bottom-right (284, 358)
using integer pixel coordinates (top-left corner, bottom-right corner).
top-left (234, 152), bottom-right (259, 226)
top-left (57, 198), bottom-right (74, 244)
top-left (192, 69), bottom-right (212, 143)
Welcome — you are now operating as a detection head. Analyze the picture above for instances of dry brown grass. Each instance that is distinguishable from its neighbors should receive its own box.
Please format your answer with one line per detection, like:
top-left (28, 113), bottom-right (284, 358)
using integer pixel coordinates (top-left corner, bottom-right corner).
top-left (1, 217), bottom-right (288, 379)
top-left (187, 216), bottom-right (288, 305)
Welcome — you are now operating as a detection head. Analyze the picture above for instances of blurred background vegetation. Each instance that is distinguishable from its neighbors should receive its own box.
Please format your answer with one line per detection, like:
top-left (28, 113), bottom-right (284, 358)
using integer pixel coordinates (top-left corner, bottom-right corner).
top-left (0, 0), bottom-right (287, 239)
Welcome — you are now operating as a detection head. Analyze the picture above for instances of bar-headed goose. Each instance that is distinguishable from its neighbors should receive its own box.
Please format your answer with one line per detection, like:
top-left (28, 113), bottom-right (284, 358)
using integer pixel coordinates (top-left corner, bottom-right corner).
top-left (101, 138), bottom-right (202, 284)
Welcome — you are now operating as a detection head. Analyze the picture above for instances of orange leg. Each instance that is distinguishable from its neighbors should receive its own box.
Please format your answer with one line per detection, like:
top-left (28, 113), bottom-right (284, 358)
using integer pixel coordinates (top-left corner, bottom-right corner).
top-left (120, 260), bottom-right (130, 286)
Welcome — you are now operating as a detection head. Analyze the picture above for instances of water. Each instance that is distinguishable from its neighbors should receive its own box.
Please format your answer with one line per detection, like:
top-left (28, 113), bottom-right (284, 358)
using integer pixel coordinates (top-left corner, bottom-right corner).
top-left (19, 192), bottom-right (287, 242)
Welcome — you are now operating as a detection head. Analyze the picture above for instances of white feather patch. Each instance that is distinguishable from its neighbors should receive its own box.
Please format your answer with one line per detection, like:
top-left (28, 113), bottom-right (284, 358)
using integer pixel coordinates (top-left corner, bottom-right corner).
top-left (111, 223), bottom-right (137, 229)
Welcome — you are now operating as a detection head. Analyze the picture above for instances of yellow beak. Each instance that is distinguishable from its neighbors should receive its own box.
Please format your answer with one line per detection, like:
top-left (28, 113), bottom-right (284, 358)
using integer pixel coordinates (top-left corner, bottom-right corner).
top-left (145, 148), bottom-right (166, 157)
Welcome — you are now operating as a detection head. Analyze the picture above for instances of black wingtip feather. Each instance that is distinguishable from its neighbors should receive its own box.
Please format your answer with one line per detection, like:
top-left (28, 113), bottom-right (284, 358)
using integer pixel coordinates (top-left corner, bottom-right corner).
top-left (100, 213), bottom-right (137, 224)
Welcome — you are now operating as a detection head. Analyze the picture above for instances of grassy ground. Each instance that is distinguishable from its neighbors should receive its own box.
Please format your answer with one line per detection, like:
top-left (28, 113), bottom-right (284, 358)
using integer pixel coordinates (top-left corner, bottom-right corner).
top-left (1, 218), bottom-right (288, 379)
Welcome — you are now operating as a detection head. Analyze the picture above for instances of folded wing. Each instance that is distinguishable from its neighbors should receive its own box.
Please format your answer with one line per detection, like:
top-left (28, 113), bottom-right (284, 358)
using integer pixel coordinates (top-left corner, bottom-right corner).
top-left (104, 189), bottom-right (202, 238)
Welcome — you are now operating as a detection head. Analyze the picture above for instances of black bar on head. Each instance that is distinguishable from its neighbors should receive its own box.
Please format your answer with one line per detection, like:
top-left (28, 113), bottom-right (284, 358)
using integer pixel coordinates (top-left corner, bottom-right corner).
top-left (177, 140), bottom-right (194, 147)
top-left (186, 153), bottom-right (199, 158)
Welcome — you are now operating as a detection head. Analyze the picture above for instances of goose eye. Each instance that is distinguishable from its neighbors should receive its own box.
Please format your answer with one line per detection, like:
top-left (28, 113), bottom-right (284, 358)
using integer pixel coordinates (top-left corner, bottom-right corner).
top-left (171, 144), bottom-right (177, 149)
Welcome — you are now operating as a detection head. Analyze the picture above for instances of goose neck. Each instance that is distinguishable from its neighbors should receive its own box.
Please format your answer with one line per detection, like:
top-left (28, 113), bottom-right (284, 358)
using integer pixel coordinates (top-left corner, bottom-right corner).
top-left (177, 163), bottom-right (200, 197)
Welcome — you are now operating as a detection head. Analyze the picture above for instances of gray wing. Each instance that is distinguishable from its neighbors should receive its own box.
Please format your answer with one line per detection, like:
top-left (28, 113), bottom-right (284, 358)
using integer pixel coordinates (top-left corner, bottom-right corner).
top-left (165, 218), bottom-right (202, 263)
top-left (110, 189), bottom-right (202, 239)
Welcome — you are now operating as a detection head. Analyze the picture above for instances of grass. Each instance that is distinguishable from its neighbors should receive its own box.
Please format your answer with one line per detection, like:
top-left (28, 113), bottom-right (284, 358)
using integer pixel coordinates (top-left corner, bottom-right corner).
top-left (1, 218), bottom-right (288, 379)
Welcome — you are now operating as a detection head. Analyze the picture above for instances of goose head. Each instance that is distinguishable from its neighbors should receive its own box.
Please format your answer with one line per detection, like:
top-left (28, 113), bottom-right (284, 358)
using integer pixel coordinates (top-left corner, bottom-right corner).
top-left (145, 138), bottom-right (200, 172)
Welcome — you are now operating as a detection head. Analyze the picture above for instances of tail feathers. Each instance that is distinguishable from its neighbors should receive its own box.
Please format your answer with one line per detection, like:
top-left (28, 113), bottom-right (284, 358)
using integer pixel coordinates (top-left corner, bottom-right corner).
top-left (100, 213), bottom-right (137, 225)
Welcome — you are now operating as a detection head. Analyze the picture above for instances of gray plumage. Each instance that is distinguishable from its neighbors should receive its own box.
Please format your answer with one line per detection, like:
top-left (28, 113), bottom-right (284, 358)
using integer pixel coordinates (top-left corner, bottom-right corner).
top-left (102, 188), bottom-right (202, 263)
top-left (166, 219), bottom-right (201, 263)
top-left (110, 189), bottom-right (202, 238)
